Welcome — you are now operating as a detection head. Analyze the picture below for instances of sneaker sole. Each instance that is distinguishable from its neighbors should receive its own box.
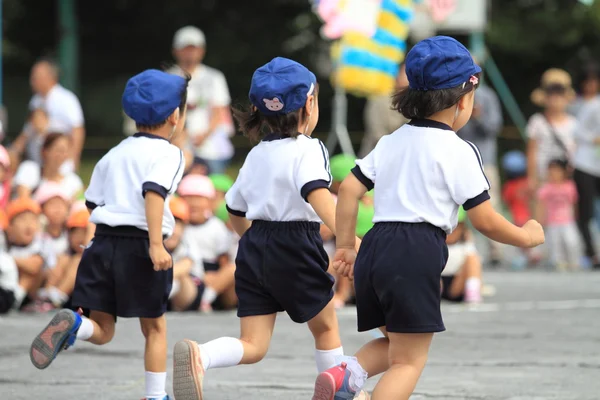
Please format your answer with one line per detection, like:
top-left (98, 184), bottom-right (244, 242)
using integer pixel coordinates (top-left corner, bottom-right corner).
top-left (30, 309), bottom-right (76, 369)
top-left (312, 371), bottom-right (336, 400)
top-left (173, 339), bottom-right (204, 400)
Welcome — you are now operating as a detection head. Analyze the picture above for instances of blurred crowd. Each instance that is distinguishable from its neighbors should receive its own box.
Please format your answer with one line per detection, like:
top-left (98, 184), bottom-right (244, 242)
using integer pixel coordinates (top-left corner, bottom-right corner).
top-left (0, 26), bottom-right (598, 315)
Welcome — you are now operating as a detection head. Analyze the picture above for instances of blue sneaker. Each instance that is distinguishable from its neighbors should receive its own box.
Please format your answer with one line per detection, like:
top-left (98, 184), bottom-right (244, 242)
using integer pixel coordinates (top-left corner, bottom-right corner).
top-left (30, 309), bottom-right (82, 369)
top-left (143, 396), bottom-right (170, 400)
top-left (313, 363), bottom-right (370, 400)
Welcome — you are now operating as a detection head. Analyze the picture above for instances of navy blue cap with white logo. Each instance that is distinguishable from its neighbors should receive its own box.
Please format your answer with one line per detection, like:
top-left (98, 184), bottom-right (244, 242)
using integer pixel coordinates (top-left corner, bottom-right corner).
top-left (405, 36), bottom-right (482, 91)
top-left (249, 57), bottom-right (317, 116)
top-left (122, 69), bottom-right (187, 125)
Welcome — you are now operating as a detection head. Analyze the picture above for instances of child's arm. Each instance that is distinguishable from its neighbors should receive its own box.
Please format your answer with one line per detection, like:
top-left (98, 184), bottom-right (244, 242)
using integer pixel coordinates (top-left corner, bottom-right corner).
top-left (308, 188), bottom-right (337, 235)
top-left (335, 174), bottom-right (368, 249)
top-left (229, 215), bottom-right (251, 237)
top-left (526, 139), bottom-right (538, 191)
top-left (145, 192), bottom-right (172, 271)
top-left (467, 200), bottom-right (543, 247)
top-left (14, 255), bottom-right (44, 275)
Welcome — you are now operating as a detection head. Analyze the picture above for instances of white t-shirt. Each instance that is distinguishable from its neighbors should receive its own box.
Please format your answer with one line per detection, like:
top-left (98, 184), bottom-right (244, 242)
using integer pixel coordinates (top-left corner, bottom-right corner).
top-left (182, 217), bottom-right (231, 270)
top-left (85, 133), bottom-right (185, 237)
top-left (8, 234), bottom-right (56, 270)
top-left (573, 98), bottom-right (600, 177)
top-left (13, 160), bottom-right (83, 199)
top-left (29, 85), bottom-right (84, 131)
top-left (526, 113), bottom-right (576, 180)
top-left (0, 252), bottom-right (19, 293)
top-left (42, 231), bottom-right (69, 257)
top-left (442, 241), bottom-right (477, 276)
top-left (226, 134), bottom-right (331, 223)
top-left (354, 120), bottom-right (490, 234)
top-left (170, 65), bottom-right (232, 160)
top-left (172, 235), bottom-right (205, 279)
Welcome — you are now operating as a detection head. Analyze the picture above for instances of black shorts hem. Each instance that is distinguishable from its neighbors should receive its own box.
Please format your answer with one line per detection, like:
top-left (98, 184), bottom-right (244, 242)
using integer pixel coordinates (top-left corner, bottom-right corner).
top-left (237, 307), bottom-right (282, 318)
top-left (358, 322), bottom-right (446, 333)
top-left (289, 289), bottom-right (334, 324)
top-left (117, 309), bottom-right (167, 319)
top-left (72, 302), bottom-right (117, 320)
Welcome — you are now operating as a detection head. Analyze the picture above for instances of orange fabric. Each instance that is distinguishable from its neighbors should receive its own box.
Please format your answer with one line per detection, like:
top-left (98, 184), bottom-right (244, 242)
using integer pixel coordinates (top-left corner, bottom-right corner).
top-left (7, 197), bottom-right (41, 222)
top-left (66, 209), bottom-right (90, 229)
top-left (169, 196), bottom-right (190, 223)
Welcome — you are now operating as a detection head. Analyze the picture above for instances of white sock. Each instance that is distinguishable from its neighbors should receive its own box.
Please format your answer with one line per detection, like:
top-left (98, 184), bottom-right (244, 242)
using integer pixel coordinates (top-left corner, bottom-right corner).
top-left (315, 346), bottom-right (344, 373)
top-left (201, 286), bottom-right (218, 305)
top-left (169, 280), bottom-right (181, 299)
top-left (199, 337), bottom-right (244, 370)
top-left (144, 371), bottom-right (167, 399)
top-left (48, 287), bottom-right (68, 305)
top-left (76, 317), bottom-right (94, 341)
top-left (13, 285), bottom-right (26, 309)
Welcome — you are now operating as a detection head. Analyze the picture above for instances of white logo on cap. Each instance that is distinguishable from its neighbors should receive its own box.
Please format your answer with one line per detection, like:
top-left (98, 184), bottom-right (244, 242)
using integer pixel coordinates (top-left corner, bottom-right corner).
top-left (263, 97), bottom-right (284, 111)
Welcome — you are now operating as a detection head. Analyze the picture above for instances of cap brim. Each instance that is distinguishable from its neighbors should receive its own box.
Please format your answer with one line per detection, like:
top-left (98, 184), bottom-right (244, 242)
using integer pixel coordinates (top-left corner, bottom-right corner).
top-left (174, 40), bottom-right (204, 49)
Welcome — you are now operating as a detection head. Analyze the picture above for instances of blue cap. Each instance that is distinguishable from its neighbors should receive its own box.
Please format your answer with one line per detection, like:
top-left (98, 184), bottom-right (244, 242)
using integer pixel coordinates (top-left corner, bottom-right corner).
top-left (249, 57), bottom-right (317, 116)
top-left (502, 150), bottom-right (527, 174)
top-left (122, 69), bottom-right (187, 125)
top-left (405, 36), bottom-right (481, 91)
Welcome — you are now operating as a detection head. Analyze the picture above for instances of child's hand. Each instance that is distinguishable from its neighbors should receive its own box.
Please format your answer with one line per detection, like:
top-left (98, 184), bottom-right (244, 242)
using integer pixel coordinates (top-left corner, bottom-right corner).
top-left (149, 244), bottom-right (173, 271)
top-left (333, 247), bottom-right (357, 279)
top-left (522, 219), bottom-right (545, 248)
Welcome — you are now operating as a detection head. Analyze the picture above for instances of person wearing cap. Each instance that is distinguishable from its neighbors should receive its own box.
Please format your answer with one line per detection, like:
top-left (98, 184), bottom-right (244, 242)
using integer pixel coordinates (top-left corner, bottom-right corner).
top-left (317, 36), bottom-right (545, 399)
top-left (4, 197), bottom-right (52, 310)
top-left (172, 57), bottom-right (364, 400)
top-left (29, 69), bottom-right (190, 400)
top-left (209, 173), bottom-right (234, 208)
top-left (35, 181), bottom-right (71, 257)
top-left (441, 207), bottom-right (483, 303)
top-left (164, 197), bottom-right (206, 312)
top-left (171, 25), bottom-right (234, 174)
top-left (0, 144), bottom-right (11, 209)
top-left (176, 174), bottom-right (236, 313)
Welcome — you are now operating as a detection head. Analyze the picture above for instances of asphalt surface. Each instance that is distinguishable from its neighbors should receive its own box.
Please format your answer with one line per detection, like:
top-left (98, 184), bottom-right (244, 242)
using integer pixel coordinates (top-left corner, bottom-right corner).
top-left (2, 270), bottom-right (600, 400)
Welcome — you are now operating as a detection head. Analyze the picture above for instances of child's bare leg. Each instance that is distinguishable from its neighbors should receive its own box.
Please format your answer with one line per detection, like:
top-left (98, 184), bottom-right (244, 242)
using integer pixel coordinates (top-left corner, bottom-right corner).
top-left (203, 264), bottom-right (235, 294)
top-left (56, 255), bottom-right (81, 297)
top-left (140, 315), bottom-right (168, 399)
top-left (371, 332), bottom-right (433, 400)
top-left (449, 255), bottom-right (483, 302)
top-left (87, 310), bottom-right (116, 345)
top-left (307, 300), bottom-right (343, 372)
top-left (218, 285), bottom-right (238, 309)
top-left (170, 275), bottom-right (198, 311)
top-left (353, 327), bottom-right (391, 378)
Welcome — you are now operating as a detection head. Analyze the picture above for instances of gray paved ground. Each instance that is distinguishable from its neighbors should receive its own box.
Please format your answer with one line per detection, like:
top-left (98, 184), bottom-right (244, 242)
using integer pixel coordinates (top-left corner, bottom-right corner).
top-left (2, 270), bottom-right (600, 400)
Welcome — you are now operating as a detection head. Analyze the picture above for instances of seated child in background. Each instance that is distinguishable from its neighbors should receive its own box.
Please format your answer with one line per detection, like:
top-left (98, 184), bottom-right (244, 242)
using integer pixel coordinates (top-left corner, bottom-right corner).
top-left (0, 145), bottom-right (11, 209)
top-left (178, 174), bottom-right (237, 311)
top-left (5, 198), bottom-right (55, 310)
top-left (0, 249), bottom-right (19, 313)
top-left (41, 204), bottom-right (91, 309)
top-left (327, 154), bottom-right (358, 308)
top-left (35, 182), bottom-right (71, 257)
top-left (441, 207), bottom-right (483, 303)
top-left (165, 197), bottom-right (206, 312)
top-left (9, 108), bottom-right (49, 168)
top-left (209, 173), bottom-right (234, 209)
top-left (214, 200), bottom-right (240, 268)
top-left (537, 159), bottom-right (580, 271)
top-left (502, 150), bottom-right (530, 227)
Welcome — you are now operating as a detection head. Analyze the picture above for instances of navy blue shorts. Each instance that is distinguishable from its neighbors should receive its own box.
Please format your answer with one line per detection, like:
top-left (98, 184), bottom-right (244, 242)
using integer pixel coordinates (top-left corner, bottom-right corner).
top-left (235, 220), bottom-right (334, 323)
top-left (72, 225), bottom-right (173, 319)
top-left (354, 222), bottom-right (448, 333)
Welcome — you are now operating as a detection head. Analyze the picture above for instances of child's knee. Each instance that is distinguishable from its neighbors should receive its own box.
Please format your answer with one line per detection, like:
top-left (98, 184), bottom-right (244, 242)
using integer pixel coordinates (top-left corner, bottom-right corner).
top-left (240, 337), bottom-right (269, 364)
top-left (140, 317), bottom-right (167, 338)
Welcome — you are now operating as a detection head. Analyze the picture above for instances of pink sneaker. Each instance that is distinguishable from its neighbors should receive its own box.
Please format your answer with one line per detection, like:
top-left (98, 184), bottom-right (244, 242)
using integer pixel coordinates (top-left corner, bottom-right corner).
top-left (173, 339), bottom-right (205, 400)
top-left (464, 287), bottom-right (482, 303)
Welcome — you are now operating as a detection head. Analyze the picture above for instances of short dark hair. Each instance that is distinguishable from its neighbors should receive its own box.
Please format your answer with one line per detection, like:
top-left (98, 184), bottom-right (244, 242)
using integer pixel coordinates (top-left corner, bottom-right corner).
top-left (548, 158), bottom-right (568, 170)
top-left (232, 84), bottom-right (319, 143)
top-left (136, 66), bottom-right (192, 131)
top-left (42, 132), bottom-right (69, 151)
top-left (391, 73), bottom-right (481, 119)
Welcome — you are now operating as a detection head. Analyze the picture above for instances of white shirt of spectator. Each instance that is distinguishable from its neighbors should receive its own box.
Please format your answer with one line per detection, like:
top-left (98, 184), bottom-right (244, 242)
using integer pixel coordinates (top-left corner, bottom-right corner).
top-left (13, 160), bottom-right (83, 199)
top-left (526, 113), bottom-right (576, 180)
top-left (172, 234), bottom-right (205, 279)
top-left (170, 65), bottom-right (232, 160)
top-left (43, 231), bottom-right (69, 257)
top-left (182, 217), bottom-right (231, 269)
top-left (28, 84), bottom-right (84, 133)
top-left (8, 234), bottom-right (57, 270)
top-left (85, 133), bottom-right (185, 237)
top-left (353, 120), bottom-right (490, 234)
top-left (226, 134), bottom-right (332, 223)
top-left (442, 241), bottom-right (477, 276)
top-left (573, 98), bottom-right (600, 176)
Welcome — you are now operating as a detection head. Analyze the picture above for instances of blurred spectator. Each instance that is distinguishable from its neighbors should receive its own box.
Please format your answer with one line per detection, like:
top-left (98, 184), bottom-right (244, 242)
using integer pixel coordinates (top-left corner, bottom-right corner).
top-left (34, 182), bottom-right (70, 257)
top-left (0, 249), bottom-right (18, 313)
top-left (360, 64), bottom-right (409, 157)
top-left (502, 151), bottom-right (530, 227)
top-left (10, 108), bottom-right (51, 167)
top-left (0, 145), bottom-right (12, 209)
top-left (536, 160), bottom-right (580, 270)
top-left (171, 26), bottom-right (234, 174)
top-left (5, 198), bottom-right (55, 309)
top-left (13, 133), bottom-right (83, 199)
top-left (570, 64), bottom-right (600, 269)
top-left (209, 173), bottom-right (234, 211)
top-left (177, 175), bottom-right (236, 311)
top-left (441, 207), bottom-right (483, 304)
top-left (526, 69), bottom-right (576, 190)
top-left (570, 63), bottom-right (600, 116)
top-left (165, 197), bottom-right (205, 312)
top-left (12, 60), bottom-right (85, 172)
top-left (458, 81), bottom-right (503, 264)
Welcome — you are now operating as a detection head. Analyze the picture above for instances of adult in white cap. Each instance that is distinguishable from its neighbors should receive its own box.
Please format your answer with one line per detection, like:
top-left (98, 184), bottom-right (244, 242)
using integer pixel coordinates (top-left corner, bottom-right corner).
top-left (170, 26), bottom-right (234, 174)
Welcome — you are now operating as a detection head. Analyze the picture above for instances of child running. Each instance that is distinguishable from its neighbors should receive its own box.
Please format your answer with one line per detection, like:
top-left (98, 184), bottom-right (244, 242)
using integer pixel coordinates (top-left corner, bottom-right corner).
top-left (313, 36), bottom-right (545, 400)
top-left (29, 69), bottom-right (189, 400)
top-left (172, 57), bottom-right (361, 400)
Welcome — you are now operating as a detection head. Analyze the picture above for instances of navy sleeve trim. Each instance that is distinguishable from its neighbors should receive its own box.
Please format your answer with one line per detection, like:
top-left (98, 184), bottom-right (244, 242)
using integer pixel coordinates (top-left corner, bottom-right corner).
top-left (463, 191), bottom-right (490, 210)
top-left (142, 182), bottom-right (168, 199)
top-left (351, 166), bottom-right (375, 191)
top-left (464, 140), bottom-right (491, 189)
top-left (301, 179), bottom-right (330, 202)
top-left (226, 204), bottom-right (246, 218)
top-left (85, 200), bottom-right (98, 210)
